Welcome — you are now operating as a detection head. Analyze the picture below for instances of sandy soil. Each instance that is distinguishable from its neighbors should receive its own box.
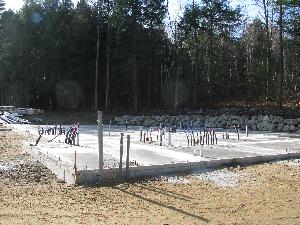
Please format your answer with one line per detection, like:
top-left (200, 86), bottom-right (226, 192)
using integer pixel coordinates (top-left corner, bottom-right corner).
top-left (0, 129), bottom-right (300, 225)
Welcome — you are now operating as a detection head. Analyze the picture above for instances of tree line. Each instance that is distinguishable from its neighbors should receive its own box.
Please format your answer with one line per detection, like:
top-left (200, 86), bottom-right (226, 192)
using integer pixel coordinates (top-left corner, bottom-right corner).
top-left (0, 0), bottom-right (299, 111)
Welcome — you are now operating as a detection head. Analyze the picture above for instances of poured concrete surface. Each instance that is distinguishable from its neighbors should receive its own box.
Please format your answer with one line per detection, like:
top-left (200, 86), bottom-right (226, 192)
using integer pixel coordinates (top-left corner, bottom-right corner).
top-left (13, 124), bottom-right (300, 183)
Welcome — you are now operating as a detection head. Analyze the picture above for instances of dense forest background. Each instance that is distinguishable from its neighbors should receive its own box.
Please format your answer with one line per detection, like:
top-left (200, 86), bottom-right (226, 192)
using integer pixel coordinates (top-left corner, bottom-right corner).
top-left (0, 0), bottom-right (299, 112)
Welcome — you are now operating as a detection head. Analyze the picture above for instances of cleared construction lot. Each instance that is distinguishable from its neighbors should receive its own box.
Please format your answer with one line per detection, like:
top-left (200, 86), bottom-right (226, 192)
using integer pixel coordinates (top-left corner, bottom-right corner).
top-left (1, 126), bottom-right (300, 224)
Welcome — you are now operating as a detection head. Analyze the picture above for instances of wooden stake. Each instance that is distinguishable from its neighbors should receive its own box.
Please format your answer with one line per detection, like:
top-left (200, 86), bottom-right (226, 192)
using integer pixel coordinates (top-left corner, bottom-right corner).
top-left (98, 111), bottom-right (103, 174)
top-left (119, 133), bottom-right (124, 179)
top-left (74, 151), bottom-right (77, 183)
top-left (126, 135), bottom-right (130, 180)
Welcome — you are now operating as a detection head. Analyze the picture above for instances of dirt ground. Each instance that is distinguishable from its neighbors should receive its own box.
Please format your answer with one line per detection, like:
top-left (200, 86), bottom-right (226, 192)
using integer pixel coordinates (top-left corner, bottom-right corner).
top-left (0, 129), bottom-right (300, 225)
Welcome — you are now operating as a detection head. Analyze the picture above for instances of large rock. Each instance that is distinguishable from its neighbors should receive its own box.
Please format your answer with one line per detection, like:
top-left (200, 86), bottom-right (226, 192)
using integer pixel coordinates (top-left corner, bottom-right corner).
top-left (289, 125), bottom-right (297, 132)
top-left (268, 124), bottom-right (277, 132)
top-left (258, 122), bottom-right (273, 131)
top-left (282, 125), bottom-right (290, 132)
top-left (251, 116), bottom-right (257, 121)
top-left (285, 119), bottom-right (297, 126)
top-left (276, 123), bottom-right (284, 131)
top-left (262, 115), bottom-right (270, 122)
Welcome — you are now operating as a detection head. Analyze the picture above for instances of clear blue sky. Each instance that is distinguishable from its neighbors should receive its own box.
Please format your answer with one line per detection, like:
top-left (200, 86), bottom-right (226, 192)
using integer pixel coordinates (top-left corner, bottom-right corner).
top-left (5, 0), bottom-right (259, 21)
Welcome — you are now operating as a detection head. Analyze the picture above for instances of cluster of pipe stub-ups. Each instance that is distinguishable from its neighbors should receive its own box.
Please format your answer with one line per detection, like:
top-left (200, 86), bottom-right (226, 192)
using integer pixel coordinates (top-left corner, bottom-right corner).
top-left (31, 123), bottom-right (80, 146)
top-left (139, 125), bottom-right (175, 146)
top-left (139, 123), bottom-right (245, 147)
top-left (186, 130), bottom-right (218, 146)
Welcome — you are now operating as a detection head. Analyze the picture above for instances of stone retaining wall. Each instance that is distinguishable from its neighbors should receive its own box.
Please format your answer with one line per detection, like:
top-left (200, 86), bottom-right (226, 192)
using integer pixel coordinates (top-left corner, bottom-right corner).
top-left (114, 114), bottom-right (300, 132)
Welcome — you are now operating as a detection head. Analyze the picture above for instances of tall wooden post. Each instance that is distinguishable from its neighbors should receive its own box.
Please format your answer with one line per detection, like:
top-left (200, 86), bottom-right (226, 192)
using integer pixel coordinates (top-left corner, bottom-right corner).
top-left (74, 151), bottom-right (78, 183)
top-left (119, 133), bottom-right (124, 179)
top-left (77, 122), bottom-right (80, 146)
top-left (98, 111), bottom-right (103, 174)
top-left (277, 0), bottom-right (283, 109)
top-left (126, 135), bottom-right (130, 180)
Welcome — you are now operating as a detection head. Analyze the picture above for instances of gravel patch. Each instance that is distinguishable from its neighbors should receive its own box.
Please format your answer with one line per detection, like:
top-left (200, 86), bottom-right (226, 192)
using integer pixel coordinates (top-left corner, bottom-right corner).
top-left (277, 158), bottom-right (300, 166)
top-left (192, 168), bottom-right (255, 188)
top-left (0, 164), bottom-right (10, 172)
top-left (160, 175), bottom-right (191, 184)
top-left (0, 155), bottom-right (58, 185)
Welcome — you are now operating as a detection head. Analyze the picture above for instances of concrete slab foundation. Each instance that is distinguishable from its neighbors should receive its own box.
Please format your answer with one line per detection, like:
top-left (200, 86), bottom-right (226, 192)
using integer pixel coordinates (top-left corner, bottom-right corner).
top-left (15, 125), bottom-right (300, 184)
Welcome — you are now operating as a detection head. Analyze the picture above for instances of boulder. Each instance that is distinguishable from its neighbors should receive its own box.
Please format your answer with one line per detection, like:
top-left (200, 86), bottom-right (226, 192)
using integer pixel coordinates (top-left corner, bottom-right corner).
top-left (268, 124), bottom-right (277, 132)
top-left (262, 115), bottom-right (270, 122)
top-left (289, 125), bottom-right (297, 132)
top-left (276, 123), bottom-right (284, 131)
top-left (282, 125), bottom-right (290, 132)
top-left (285, 119), bottom-right (297, 125)
top-left (251, 115), bottom-right (257, 121)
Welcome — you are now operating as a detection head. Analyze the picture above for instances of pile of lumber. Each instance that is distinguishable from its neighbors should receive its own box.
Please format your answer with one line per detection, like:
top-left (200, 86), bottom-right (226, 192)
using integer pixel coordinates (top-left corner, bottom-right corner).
top-left (0, 112), bottom-right (30, 124)
top-left (0, 106), bottom-right (44, 116)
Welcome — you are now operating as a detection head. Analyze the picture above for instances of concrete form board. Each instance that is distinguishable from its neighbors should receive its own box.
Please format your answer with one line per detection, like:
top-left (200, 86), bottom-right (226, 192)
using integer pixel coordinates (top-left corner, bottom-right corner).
top-left (26, 146), bottom-right (76, 184)
top-left (75, 152), bottom-right (300, 184)
top-left (27, 143), bottom-right (300, 185)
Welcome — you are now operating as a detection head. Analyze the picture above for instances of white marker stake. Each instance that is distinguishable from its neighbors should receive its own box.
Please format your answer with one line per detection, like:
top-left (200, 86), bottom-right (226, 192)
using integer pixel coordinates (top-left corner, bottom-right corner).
top-left (77, 123), bottom-right (79, 146)
top-left (246, 125), bottom-right (248, 137)
top-left (159, 129), bottom-right (162, 146)
top-left (109, 120), bottom-right (111, 136)
top-left (126, 135), bottom-right (130, 180)
top-left (168, 130), bottom-right (171, 145)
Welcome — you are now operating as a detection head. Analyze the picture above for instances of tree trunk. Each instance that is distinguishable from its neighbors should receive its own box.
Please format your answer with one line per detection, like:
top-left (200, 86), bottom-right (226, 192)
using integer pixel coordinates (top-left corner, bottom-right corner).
top-left (105, 1), bottom-right (111, 112)
top-left (192, 0), bottom-right (198, 108)
top-left (174, 52), bottom-right (181, 110)
top-left (155, 63), bottom-right (158, 105)
top-left (192, 63), bottom-right (195, 107)
top-left (234, 50), bottom-right (239, 97)
top-left (277, 1), bottom-right (283, 108)
top-left (147, 58), bottom-right (152, 108)
top-left (105, 24), bottom-right (111, 112)
top-left (160, 60), bottom-right (163, 107)
top-left (147, 73), bottom-right (151, 108)
top-left (208, 18), bottom-right (213, 107)
top-left (263, 0), bottom-right (271, 99)
top-left (132, 31), bottom-right (138, 111)
top-left (95, 23), bottom-right (100, 112)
